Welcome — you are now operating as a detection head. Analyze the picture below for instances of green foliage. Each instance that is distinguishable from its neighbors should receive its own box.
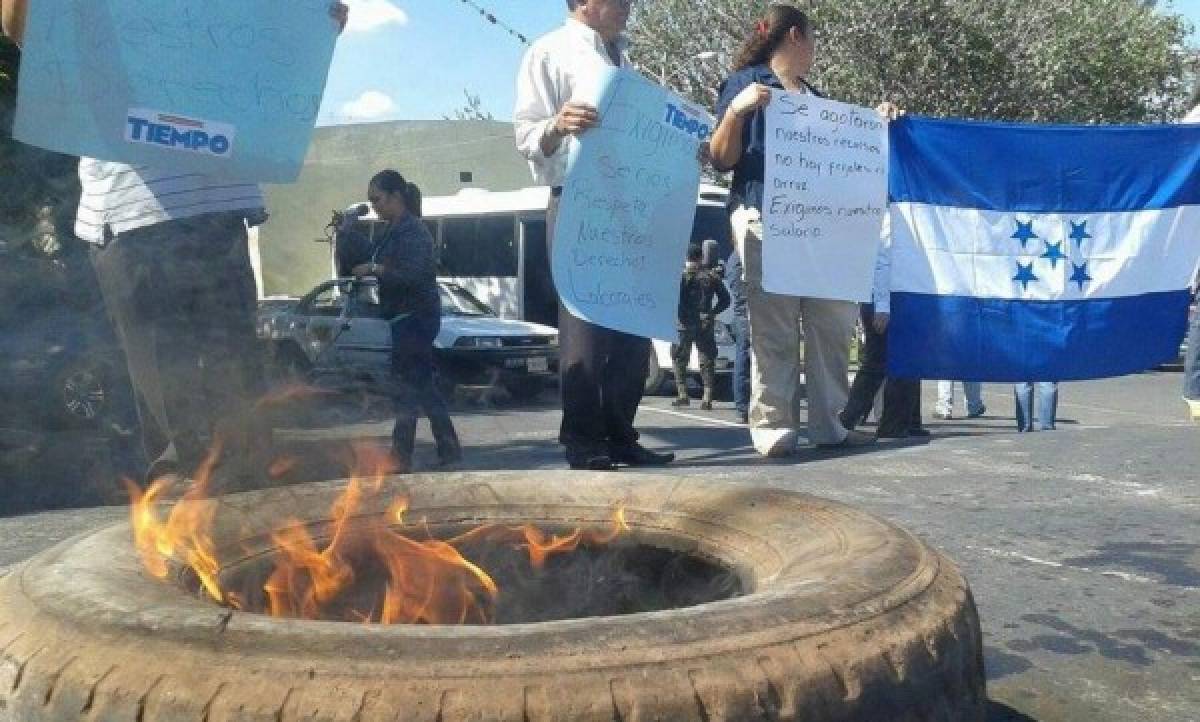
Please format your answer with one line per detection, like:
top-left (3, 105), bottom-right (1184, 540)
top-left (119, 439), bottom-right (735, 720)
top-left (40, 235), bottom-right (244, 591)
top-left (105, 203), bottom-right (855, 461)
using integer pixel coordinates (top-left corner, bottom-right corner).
top-left (445, 90), bottom-right (496, 121)
top-left (0, 37), bottom-right (17, 99)
top-left (0, 38), bottom-right (80, 259)
top-left (629, 0), bottom-right (1194, 123)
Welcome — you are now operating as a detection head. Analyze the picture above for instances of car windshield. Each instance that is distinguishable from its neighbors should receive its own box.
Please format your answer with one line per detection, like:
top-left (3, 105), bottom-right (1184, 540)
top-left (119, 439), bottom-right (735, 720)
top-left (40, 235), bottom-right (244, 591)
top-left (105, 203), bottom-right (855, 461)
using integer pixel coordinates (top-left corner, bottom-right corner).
top-left (439, 284), bottom-right (493, 317)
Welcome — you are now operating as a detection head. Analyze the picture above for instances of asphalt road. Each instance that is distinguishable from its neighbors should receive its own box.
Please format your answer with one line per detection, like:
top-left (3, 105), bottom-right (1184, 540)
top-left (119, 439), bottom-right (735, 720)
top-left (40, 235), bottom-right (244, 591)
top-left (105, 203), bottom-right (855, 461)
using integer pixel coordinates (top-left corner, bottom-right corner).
top-left (1, 371), bottom-right (1197, 721)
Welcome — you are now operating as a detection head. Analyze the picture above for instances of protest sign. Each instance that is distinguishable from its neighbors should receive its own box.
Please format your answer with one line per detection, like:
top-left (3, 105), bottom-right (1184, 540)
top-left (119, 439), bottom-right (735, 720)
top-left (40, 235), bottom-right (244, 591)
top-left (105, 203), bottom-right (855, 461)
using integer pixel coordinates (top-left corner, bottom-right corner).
top-left (552, 67), bottom-right (708, 341)
top-left (13, 0), bottom-right (338, 183)
top-left (762, 92), bottom-right (888, 300)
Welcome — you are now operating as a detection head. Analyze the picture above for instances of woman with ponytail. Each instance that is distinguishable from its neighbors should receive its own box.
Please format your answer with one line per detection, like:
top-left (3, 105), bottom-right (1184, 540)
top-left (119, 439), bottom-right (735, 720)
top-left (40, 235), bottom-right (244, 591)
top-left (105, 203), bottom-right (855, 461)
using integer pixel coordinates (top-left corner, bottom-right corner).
top-left (710, 4), bottom-right (898, 457)
top-left (345, 169), bottom-right (461, 471)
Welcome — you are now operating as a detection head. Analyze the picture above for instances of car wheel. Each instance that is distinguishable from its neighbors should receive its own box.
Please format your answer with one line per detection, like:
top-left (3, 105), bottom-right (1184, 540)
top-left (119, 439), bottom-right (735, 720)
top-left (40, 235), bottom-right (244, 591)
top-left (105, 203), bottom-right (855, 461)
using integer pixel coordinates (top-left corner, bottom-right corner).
top-left (51, 358), bottom-right (110, 428)
top-left (644, 352), bottom-right (666, 396)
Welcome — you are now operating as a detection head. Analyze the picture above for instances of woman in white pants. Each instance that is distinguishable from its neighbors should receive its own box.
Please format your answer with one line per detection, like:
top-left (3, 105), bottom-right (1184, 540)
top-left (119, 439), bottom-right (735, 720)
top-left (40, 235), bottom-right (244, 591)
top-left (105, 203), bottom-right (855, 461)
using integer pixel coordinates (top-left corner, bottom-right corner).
top-left (709, 4), bottom-right (896, 456)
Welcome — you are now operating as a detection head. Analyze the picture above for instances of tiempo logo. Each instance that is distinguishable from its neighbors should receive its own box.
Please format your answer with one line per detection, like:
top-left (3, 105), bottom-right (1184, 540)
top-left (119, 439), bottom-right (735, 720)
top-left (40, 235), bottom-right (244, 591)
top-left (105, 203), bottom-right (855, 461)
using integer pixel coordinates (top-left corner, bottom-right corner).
top-left (125, 109), bottom-right (236, 158)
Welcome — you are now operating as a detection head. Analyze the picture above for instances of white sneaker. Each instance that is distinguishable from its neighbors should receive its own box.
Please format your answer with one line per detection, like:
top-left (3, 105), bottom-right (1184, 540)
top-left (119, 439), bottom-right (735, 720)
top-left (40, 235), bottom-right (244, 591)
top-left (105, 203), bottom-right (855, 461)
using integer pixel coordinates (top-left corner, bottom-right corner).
top-left (751, 427), bottom-right (798, 457)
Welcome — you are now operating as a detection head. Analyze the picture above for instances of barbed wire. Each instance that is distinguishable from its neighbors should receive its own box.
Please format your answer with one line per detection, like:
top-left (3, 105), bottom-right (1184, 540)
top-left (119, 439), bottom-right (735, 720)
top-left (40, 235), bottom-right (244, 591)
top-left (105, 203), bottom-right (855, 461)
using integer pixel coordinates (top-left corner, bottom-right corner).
top-left (454, 0), bottom-right (531, 46)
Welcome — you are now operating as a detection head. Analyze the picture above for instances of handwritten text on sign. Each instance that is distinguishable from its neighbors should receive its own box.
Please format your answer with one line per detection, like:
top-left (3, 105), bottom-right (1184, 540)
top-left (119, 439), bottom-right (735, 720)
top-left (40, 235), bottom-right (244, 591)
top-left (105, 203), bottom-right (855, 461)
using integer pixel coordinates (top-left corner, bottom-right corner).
top-left (552, 68), bottom-right (708, 341)
top-left (14, 0), bottom-right (337, 183)
top-left (762, 92), bottom-right (888, 300)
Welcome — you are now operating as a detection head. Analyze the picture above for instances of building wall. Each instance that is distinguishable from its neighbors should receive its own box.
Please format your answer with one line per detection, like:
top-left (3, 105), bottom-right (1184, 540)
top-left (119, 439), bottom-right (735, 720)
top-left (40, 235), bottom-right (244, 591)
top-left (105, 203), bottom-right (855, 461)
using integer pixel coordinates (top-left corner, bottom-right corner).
top-left (257, 119), bottom-right (531, 295)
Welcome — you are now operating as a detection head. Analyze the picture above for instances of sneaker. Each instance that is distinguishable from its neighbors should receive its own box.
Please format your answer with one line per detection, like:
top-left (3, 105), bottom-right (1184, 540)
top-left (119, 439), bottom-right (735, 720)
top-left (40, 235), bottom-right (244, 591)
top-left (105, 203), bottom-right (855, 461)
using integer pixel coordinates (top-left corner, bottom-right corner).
top-left (751, 427), bottom-right (798, 457)
top-left (699, 400), bottom-right (713, 411)
top-left (1185, 398), bottom-right (1200, 422)
top-left (966, 405), bottom-right (987, 419)
top-left (933, 411), bottom-right (953, 420)
top-left (608, 442), bottom-right (675, 466)
top-left (817, 429), bottom-right (878, 449)
top-left (671, 397), bottom-right (691, 407)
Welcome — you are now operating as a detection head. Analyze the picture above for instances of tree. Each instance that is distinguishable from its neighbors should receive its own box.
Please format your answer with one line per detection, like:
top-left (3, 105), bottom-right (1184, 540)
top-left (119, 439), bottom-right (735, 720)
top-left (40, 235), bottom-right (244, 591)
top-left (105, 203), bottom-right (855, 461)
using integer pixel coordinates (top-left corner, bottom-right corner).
top-left (445, 90), bottom-right (496, 121)
top-left (1, 37), bottom-right (80, 260)
top-left (629, 0), bottom-right (1193, 123)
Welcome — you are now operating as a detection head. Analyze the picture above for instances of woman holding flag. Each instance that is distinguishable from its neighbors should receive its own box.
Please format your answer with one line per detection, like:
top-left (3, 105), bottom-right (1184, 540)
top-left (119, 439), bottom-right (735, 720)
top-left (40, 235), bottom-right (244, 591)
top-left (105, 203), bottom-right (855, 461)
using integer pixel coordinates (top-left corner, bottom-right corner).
top-left (709, 4), bottom-right (900, 456)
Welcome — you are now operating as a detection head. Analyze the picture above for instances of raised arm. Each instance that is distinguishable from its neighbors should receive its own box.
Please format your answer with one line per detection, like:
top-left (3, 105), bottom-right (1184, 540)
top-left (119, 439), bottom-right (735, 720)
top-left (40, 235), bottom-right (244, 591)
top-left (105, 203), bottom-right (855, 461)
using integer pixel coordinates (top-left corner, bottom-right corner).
top-left (1, 0), bottom-right (28, 46)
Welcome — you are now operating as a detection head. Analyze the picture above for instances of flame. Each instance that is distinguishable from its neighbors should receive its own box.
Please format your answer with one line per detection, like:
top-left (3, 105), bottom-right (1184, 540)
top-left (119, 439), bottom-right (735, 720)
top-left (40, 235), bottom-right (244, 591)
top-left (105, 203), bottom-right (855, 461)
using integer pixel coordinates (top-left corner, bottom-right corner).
top-left (128, 440), bottom-right (630, 624)
top-left (126, 440), bottom-right (225, 603)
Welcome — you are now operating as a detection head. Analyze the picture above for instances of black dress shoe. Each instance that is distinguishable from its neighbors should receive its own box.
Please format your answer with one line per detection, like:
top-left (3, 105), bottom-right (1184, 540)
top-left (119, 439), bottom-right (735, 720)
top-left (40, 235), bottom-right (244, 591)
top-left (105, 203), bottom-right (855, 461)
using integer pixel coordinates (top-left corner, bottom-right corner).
top-left (907, 426), bottom-right (932, 437)
top-left (565, 448), bottom-right (618, 471)
top-left (609, 442), bottom-right (675, 466)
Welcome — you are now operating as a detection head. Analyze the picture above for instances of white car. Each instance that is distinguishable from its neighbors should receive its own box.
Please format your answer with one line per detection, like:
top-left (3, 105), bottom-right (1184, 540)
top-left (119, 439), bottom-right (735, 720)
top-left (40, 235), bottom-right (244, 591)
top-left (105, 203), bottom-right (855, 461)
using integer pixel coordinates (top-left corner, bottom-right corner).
top-left (259, 279), bottom-right (558, 399)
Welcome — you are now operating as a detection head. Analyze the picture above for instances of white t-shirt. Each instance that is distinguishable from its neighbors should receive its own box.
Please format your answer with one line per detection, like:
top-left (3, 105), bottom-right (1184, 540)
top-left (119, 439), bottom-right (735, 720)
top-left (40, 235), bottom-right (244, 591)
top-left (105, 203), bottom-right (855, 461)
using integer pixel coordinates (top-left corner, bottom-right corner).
top-left (74, 159), bottom-right (264, 243)
top-left (513, 17), bottom-right (628, 188)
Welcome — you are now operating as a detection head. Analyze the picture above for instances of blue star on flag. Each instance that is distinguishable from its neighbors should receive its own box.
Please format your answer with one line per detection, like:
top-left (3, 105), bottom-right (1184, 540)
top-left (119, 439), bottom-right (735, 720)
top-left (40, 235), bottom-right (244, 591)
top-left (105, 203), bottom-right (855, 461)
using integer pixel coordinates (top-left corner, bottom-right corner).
top-left (1013, 261), bottom-right (1039, 290)
top-left (1040, 240), bottom-right (1066, 269)
top-left (1011, 219), bottom-right (1039, 249)
top-left (1069, 261), bottom-right (1093, 291)
top-left (1068, 220), bottom-right (1092, 247)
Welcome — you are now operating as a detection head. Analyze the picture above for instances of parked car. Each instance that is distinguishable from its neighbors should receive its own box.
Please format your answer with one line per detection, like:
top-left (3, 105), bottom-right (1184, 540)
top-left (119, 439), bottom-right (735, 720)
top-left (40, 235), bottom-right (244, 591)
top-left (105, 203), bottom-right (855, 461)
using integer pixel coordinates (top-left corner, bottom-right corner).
top-left (258, 279), bottom-right (558, 399)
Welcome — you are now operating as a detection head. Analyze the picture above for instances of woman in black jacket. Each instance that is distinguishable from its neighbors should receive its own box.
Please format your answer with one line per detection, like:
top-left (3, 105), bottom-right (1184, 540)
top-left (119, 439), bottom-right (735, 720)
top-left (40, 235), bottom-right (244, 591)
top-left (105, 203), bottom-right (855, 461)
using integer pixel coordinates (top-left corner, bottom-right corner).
top-left (342, 170), bottom-right (461, 470)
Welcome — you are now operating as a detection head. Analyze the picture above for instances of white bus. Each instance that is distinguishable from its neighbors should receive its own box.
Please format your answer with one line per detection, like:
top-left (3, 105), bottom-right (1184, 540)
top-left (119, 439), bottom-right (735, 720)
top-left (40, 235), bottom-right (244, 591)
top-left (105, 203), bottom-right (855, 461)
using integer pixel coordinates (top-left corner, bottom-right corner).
top-left (343, 184), bottom-right (738, 394)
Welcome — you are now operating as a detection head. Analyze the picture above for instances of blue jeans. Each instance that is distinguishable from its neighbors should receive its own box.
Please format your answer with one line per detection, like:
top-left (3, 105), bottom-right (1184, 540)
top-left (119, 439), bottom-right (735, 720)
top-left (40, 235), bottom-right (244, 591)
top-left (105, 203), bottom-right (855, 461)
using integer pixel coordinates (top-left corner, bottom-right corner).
top-left (732, 313), bottom-right (751, 415)
top-left (1014, 382), bottom-right (1058, 431)
top-left (936, 381), bottom-right (984, 416)
top-left (1184, 302), bottom-right (1199, 401)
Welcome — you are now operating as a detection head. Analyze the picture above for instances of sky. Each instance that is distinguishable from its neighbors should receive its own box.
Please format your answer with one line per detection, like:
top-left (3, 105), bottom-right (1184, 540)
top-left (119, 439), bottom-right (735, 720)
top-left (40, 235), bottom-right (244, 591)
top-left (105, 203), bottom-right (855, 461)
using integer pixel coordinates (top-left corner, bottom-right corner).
top-left (317, 0), bottom-right (1200, 127)
top-left (317, 0), bottom-right (562, 125)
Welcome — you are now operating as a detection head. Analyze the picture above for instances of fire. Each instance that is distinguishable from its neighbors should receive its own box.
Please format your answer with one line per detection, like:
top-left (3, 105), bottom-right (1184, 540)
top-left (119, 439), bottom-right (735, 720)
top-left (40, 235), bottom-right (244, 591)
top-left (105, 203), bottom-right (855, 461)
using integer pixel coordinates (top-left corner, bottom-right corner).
top-left (126, 439), bottom-right (225, 603)
top-left (127, 443), bottom-right (629, 624)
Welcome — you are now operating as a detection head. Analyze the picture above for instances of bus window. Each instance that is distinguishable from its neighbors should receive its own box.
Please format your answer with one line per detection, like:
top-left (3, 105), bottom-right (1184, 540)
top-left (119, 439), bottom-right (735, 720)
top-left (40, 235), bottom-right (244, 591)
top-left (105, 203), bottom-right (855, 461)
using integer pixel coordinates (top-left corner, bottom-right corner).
top-left (690, 205), bottom-right (735, 263)
top-left (520, 219), bottom-right (558, 327)
top-left (440, 215), bottom-right (518, 277)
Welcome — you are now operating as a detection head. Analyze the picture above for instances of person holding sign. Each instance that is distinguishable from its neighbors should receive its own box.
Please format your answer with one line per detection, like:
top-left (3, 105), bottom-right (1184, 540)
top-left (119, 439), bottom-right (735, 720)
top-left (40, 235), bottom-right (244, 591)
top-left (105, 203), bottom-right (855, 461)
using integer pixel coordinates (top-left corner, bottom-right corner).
top-left (709, 4), bottom-right (899, 457)
top-left (514, 0), bottom-right (675, 471)
top-left (1, 0), bottom-right (349, 489)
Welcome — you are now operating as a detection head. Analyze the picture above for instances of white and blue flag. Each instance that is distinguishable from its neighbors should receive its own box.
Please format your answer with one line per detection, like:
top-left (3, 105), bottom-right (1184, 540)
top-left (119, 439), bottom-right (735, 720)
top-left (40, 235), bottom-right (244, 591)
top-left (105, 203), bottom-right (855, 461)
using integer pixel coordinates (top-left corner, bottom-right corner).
top-left (886, 117), bottom-right (1200, 382)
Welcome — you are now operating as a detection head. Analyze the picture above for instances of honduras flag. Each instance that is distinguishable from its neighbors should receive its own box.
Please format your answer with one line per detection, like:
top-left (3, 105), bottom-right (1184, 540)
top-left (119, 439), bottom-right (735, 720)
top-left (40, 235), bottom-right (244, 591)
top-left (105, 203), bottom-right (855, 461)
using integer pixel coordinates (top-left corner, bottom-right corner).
top-left (886, 117), bottom-right (1200, 382)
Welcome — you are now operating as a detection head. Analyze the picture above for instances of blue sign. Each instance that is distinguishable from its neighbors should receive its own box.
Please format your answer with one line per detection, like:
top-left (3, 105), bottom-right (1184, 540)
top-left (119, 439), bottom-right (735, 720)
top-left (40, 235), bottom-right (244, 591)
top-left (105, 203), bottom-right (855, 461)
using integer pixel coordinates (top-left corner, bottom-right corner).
top-left (553, 68), bottom-right (709, 341)
top-left (13, 0), bottom-right (338, 183)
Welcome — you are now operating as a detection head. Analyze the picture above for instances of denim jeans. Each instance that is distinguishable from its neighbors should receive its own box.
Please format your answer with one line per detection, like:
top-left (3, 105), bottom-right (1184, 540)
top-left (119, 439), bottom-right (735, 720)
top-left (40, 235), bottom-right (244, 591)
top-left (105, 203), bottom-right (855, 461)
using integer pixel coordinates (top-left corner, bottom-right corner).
top-left (1014, 382), bottom-right (1059, 431)
top-left (732, 313), bottom-right (751, 415)
top-left (936, 381), bottom-right (984, 416)
top-left (1184, 302), bottom-right (1199, 401)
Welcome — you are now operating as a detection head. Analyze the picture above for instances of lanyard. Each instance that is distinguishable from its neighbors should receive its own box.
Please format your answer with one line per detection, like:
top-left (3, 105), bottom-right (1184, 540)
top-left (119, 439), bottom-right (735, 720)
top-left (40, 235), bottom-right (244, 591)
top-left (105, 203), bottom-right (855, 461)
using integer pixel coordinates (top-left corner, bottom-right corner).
top-left (368, 221), bottom-right (394, 264)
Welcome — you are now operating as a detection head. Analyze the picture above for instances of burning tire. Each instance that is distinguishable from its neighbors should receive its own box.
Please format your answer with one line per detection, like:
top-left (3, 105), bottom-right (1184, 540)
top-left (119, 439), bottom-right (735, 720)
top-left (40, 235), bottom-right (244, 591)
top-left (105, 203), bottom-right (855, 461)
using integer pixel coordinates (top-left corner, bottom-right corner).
top-left (0, 472), bottom-right (986, 721)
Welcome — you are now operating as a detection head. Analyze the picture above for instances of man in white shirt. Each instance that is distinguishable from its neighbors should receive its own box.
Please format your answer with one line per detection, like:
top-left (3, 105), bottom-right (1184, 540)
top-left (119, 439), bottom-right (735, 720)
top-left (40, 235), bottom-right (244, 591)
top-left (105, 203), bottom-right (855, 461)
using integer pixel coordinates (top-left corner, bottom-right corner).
top-left (2, 0), bottom-right (348, 487)
top-left (514, 0), bottom-right (674, 471)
